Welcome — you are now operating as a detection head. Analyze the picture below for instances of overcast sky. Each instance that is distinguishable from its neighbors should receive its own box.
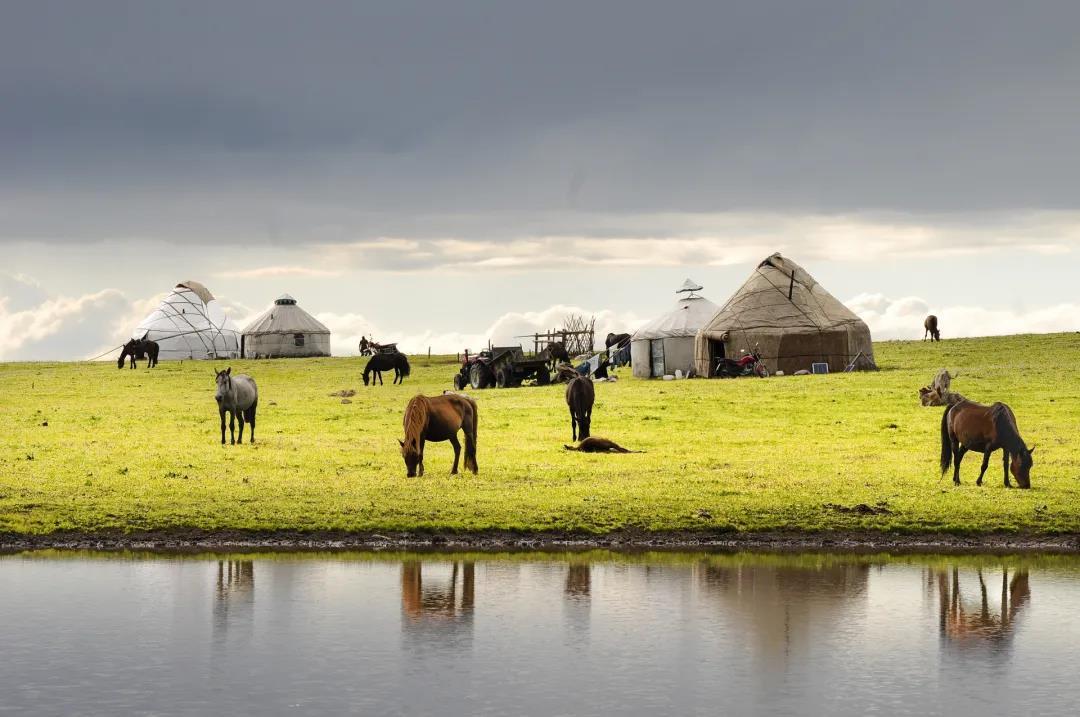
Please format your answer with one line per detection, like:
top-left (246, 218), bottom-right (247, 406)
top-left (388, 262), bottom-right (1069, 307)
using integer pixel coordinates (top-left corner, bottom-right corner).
top-left (4, 1), bottom-right (1080, 360)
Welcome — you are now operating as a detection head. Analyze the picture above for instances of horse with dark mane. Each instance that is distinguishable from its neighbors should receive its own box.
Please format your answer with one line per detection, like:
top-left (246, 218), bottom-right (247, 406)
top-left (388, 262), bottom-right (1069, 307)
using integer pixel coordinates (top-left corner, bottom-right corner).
top-left (940, 398), bottom-right (1034, 488)
top-left (364, 352), bottom-right (411, 385)
top-left (605, 332), bottom-right (632, 366)
top-left (399, 393), bottom-right (478, 477)
top-left (565, 375), bottom-right (594, 440)
top-left (924, 315), bottom-right (941, 341)
top-left (540, 341), bottom-right (570, 369)
top-left (118, 335), bottom-right (159, 369)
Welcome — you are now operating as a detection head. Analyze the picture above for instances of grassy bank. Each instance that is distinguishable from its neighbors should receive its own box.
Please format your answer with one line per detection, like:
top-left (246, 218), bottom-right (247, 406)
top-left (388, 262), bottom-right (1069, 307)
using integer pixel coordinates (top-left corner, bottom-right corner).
top-left (2, 333), bottom-right (1079, 538)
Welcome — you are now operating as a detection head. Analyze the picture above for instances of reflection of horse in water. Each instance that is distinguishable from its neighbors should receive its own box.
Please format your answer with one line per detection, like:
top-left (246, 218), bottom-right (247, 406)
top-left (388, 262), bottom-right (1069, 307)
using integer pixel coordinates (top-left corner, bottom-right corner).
top-left (401, 561), bottom-right (475, 623)
top-left (932, 566), bottom-right (1030, 649)
top-left (565, 563), bottom-right (591, 599)
top-left (214, 560), bottom-right (255, 640)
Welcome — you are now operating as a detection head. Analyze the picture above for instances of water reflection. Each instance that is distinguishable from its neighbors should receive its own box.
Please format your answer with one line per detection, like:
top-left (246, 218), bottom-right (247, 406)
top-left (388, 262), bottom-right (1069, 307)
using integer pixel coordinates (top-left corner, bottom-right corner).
top-left (931, 566), bottom-right (1030, 652)
top-left (1, 551), bottom-right (1077, 716)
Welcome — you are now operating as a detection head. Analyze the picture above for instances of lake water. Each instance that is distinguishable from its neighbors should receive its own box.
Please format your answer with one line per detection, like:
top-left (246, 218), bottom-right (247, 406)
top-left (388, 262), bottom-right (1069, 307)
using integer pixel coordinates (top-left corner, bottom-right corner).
top-left (1, 551), bottom-right (1078, 716)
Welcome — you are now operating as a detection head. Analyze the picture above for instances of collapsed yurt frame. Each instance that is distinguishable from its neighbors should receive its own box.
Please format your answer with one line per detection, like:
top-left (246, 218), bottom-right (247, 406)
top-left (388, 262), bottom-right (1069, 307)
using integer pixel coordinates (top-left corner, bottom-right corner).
top-left (133, 280), bottom-right (241, 360)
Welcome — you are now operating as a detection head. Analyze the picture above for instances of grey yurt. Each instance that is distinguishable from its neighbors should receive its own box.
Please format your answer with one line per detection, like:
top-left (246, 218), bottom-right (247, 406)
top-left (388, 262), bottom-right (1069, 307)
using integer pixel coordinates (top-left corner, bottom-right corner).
top-left (693, 253), bottom-right (876, 376)
top-left (241, 294), bottom-right (331, 358)
top-left (630, 279), bottom-right (719, 378)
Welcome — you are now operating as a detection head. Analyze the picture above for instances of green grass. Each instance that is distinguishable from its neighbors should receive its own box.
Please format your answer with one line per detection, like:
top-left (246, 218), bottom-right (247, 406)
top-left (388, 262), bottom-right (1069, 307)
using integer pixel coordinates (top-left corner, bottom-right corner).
top-left (2, 333), bottom-right (1079, 537)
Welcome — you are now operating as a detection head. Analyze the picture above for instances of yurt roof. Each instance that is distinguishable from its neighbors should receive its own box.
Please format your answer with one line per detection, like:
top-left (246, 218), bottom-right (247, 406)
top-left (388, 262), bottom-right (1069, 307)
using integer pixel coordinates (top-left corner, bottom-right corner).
top-left (242, 296), bottom-right (330, 336)
top-left (176, 280), bottom-right (215, 304)
top-left (702, 253), bottom-right (866, 334)
top-left (633, 280), bottom-right (719, 340)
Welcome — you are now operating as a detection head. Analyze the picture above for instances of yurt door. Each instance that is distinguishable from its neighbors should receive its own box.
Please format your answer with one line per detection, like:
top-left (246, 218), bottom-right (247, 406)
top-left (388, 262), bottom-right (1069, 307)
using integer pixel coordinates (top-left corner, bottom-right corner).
top-left (650, 340), bottom-right (665, 377)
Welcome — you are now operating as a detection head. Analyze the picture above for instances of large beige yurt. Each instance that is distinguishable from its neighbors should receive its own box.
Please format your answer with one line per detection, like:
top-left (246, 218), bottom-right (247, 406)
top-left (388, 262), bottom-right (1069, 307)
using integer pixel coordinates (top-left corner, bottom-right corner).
top-left (694, 253), bottom-right (876, 376)
top-left (241, 294), bottom-right (331, 358)
top-left (630, 279), bottom-right (719, 378)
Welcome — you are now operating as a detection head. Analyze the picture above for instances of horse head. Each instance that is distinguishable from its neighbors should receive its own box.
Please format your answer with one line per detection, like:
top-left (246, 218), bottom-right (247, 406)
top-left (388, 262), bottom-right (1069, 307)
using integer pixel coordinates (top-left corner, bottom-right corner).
top-left (1010, 444), bottom-right (1034, 489)
top-left (214, 367), bottom-right (233, 406)
top-left (117, 340), bottom-right (135, 368)
top-left (399, 438), bottom-right (423, 477)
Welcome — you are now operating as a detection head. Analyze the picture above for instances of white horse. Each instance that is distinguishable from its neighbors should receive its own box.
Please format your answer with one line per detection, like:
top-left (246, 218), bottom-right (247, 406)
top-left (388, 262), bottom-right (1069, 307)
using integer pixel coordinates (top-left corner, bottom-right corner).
top-left (214, 368), bottom-right (258, 445)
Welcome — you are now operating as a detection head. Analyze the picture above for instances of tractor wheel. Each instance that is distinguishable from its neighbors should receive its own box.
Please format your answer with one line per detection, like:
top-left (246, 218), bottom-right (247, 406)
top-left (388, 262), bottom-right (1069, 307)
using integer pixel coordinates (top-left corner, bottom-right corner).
top-left (496, 366), bottom-right (512, 388)
top-left (536, 366), bottom-right (551, 386)
top-left (453, 373), bottom-right (467, 391)
top-left (469, 362), bottom-right (492, 389)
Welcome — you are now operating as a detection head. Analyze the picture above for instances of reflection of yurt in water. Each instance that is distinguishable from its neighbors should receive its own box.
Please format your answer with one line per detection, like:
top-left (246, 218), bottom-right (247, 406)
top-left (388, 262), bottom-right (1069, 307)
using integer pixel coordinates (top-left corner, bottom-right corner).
top-left (133, 280), bottom-right (241, 360)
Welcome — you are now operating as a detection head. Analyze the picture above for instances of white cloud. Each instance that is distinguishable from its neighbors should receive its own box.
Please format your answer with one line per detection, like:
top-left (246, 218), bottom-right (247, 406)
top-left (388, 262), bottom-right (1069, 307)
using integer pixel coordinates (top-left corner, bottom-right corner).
top-left (0, 288), bottom-right (132, 360)
top-left (214, 265), bottom-right (342, 279)
top-left (847, 292), bottom-right (1080, 340)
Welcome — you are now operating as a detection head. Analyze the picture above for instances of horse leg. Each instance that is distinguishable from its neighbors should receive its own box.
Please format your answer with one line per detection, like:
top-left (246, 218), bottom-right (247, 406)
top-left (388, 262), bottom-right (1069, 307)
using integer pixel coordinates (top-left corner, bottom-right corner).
top-left (449, 435), bottom-right (461, 475)
top-left (229, 410), bottom-right (236, 445)
top-left (246, 401), bottom-right (257, 443)
top-left (952, 443), bottom-right (966, 485)
top-left (237, 412), bottom-right (245, 444)
top-left (220, 409), bottom-right (227, 445)
top-left (418, 438), bottom-right (425, 477)
top-left (976, 451), bottom-right (991, 486)
top-left (570, 407), bottom-right (577, 441)
top-left (1002, 451), bottom-right (1012, 488)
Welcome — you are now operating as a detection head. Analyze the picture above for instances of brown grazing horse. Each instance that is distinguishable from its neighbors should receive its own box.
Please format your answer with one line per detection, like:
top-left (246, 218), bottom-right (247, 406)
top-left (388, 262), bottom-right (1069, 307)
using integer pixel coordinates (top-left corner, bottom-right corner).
top-left (940, 399), bottom-right (1034, 488)
top-left (399, 394), bottom-right (478, 477)
top-left (924, 315), bottom-right (941, 341)
top-left (565, 375), bottom-right (594, 440)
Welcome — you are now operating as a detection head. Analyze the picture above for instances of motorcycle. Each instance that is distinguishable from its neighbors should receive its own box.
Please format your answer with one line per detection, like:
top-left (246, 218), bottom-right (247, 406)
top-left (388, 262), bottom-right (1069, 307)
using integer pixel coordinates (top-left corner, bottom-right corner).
top-left (714, 348), bottom-right (769, 378)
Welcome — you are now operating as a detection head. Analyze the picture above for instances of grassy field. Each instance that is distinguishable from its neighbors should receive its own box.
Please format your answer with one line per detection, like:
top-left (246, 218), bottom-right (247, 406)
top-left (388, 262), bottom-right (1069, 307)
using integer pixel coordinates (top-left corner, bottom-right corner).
top-left (2, 333), bottom-right (1079, 537)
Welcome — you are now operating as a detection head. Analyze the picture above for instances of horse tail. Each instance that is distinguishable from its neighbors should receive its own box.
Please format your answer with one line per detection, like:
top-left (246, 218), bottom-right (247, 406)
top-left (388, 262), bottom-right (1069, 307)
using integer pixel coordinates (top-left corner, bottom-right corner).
top-left (399, 353), bottom-right (411, 377)
top-left (940, 404), bottom-right (953, 475)
top-left (403, 395), bottom-right (429, 449)
top-left (464, 398), bottom-right (478, 474)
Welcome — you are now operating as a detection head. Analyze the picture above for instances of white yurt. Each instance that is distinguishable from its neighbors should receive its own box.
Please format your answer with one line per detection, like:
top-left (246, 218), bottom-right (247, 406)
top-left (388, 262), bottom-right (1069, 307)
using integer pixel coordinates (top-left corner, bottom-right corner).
top-left (630, 279), bottom-right (719, 378)
top-left (241, 294), bottom-right (331, 358)
top-left (132, 280), bottom-right (241, 360)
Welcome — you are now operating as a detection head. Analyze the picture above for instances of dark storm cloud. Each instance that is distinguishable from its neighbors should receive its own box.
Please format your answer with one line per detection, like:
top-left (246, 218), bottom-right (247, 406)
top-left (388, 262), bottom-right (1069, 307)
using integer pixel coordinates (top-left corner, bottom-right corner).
top-left (3, 0), bottom-right (1080, 243)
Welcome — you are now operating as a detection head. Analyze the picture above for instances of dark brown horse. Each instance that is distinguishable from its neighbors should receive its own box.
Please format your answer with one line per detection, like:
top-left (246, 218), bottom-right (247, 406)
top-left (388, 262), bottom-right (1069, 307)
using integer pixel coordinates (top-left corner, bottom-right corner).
top-left (565, 375), bottom-right (594, 441)
top-left (399, 394), bottom-right (478, 477)
top-left (118, 336), bottom-right (159, 369)
top-left (564, 436), bottom-right (640, 453)
top-left (924, 315), bottom-right (941, 341)
top-left (364, 352), bottom-right (411, 385)
top-left (940, 399), bottom-right (1034, 488)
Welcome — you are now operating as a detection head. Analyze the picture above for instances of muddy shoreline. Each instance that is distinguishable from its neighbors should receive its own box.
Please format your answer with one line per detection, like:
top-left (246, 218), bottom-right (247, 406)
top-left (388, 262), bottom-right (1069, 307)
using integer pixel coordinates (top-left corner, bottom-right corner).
top-left (3, 529), bottom-right (1080, 553)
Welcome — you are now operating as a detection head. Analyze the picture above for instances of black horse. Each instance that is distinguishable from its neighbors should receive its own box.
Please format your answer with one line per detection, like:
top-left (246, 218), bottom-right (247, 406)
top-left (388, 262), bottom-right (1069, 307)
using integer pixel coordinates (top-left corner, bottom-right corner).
top-left (364, 351), bottom-right (411, 385)
top-left (565, 375), bottom-right (595, 440)
top-left (605, 332), bottom-right (631, 366)
top-left (118, 336), bottom-right (159, 369)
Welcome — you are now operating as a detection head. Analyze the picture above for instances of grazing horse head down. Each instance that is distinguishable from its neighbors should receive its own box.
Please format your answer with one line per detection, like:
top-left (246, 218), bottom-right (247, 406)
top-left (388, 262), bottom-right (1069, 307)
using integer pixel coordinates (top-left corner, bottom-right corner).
top-left (924, 315), bottom-right (941, 341)
top-left (565, 375), bottom-right (595, 441)
top-left (940, 399), bottom-right (1034, 489)
top-left (399, 394), bottom-right (479, 477)
top-left (364, 352), bottom-right (410, 386)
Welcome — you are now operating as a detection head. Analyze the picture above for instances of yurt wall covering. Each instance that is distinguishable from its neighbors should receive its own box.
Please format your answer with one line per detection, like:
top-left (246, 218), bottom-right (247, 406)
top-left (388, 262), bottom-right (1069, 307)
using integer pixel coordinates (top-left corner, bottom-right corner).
top-left (693, 254), bottom-right (876, 377)
top-left (241, 294), bottom-right (331, 358)
top-left (630, 279), bottom-right (719, 378)
top-left (133, 281), bottom-right (241, 360)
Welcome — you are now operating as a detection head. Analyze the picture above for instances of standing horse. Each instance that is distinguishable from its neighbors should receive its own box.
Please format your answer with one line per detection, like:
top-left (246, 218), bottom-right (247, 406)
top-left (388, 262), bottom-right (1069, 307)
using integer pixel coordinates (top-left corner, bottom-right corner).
top-left (605, 332), bottom-right (632, 366)
top-left (924, 315), bottom-right (941, 341)
top-left (940, 399), bottom-right (1034, 488)
top-left (118, 337), bottom-right (159, 369)
top-left (565, 375), bottom-right (595, 441)
top-left (364, 352), bottom-right (411, 385)
top-left (214, 368), bottom-right (258, 445)
top-left (399, 393), bottom-right (478, 477)
top-left (541, 341), bottom-right (570, 370)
